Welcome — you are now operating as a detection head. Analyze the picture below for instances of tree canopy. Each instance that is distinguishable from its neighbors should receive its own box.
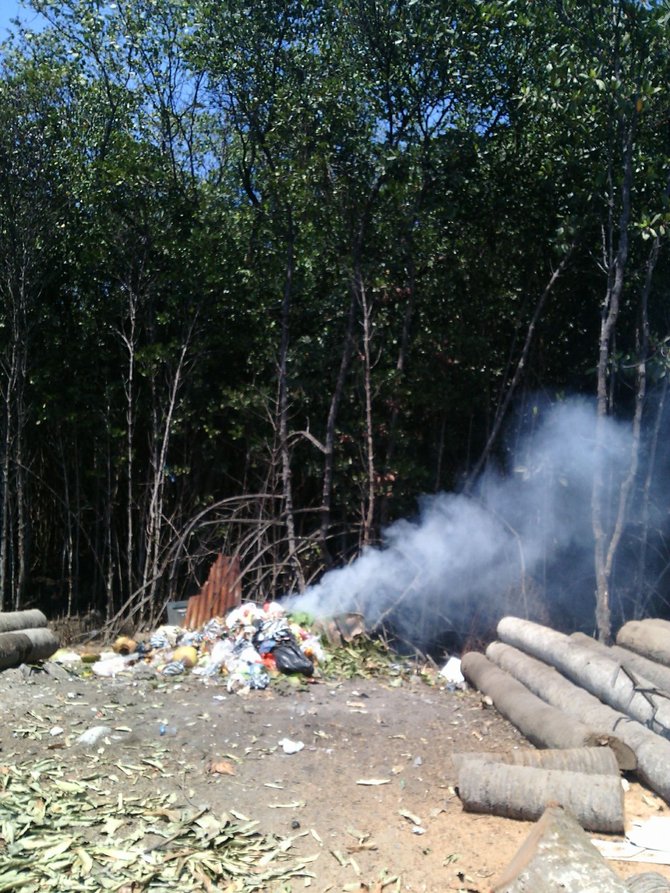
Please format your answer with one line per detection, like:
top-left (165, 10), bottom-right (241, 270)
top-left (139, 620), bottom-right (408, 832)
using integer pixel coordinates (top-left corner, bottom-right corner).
top-left (1, 0), bottom-right (669, 640)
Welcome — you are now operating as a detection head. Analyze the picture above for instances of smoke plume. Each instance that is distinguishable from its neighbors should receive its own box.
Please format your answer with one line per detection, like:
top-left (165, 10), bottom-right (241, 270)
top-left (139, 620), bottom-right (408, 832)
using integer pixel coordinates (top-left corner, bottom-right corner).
top-left (286, 398), bottom-right (650, 653)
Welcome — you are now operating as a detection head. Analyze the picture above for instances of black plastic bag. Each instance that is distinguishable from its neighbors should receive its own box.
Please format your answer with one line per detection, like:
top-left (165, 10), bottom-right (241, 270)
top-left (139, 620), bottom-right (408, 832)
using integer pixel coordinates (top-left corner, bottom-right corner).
top-left (273, 641), bottom-right (314, 676)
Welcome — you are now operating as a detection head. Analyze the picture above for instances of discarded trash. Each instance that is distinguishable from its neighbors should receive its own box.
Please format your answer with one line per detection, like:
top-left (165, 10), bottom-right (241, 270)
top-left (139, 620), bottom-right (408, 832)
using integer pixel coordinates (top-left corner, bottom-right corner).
top-left (273, 641), bottom-right (315, 676)
top-left (162, 660), bottom-right (187, 676)
top-left (159, 723), bottom-right (178, 737)
top-left (76, 725), bottom-right (112, 746)
top-left (439, 656), bottom-right (465, 686)
top-left (628, 817), bottom-right (670, 852)
top-left (593, 817), bottom-right (670, 865)
top-left (356, 778), bottom-right (391, 786)
top-left (278, 738), bottom-right (305, 754)
top-left (51, 649), bottom-right (82, 664)
top-left (91, 654), bottom-right (135, 677)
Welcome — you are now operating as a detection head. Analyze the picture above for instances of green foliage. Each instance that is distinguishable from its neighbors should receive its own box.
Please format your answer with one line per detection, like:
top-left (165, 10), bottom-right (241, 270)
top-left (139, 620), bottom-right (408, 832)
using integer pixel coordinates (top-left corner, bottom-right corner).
top-left (0, 0), bottom-right (668, 616)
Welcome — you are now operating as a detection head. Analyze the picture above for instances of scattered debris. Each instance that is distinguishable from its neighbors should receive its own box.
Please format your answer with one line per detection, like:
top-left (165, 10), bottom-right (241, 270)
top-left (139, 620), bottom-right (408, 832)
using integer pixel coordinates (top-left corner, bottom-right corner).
top-left (278, 738), bottom-right (305, 754)
top-left (0, 758), bottom-right (316, 892)
top-left (439, 655), bottom-right (465, 688)
top-left (356, 778), bottom-right (391, 786)
top-left (593, 817), bottom-right (670, 866)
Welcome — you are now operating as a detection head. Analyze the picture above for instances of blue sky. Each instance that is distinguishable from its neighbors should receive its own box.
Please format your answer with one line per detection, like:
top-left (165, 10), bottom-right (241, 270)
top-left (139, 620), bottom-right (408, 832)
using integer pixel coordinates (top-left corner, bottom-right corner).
top-left (0, 0), bottom-right (44, 40)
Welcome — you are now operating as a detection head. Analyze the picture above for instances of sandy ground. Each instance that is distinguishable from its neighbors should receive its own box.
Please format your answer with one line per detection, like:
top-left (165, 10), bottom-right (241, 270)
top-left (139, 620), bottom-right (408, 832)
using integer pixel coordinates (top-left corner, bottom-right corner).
top-left (1, 658), bottom-right (669, 892)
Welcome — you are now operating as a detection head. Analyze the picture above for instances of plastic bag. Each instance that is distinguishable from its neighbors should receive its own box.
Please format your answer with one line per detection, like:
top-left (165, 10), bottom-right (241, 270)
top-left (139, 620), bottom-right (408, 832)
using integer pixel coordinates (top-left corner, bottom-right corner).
top-left (273, 641), bottom-right (314, 676)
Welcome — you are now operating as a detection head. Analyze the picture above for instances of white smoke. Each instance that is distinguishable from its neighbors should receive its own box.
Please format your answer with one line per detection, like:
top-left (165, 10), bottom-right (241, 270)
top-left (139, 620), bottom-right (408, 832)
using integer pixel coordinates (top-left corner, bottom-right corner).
top-left (286, 398), bottom-right (638, 650)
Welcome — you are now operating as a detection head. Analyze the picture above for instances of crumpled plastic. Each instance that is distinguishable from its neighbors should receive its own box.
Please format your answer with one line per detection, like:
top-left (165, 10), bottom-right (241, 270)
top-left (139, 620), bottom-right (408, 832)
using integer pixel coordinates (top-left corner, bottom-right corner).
top-left (89, 601), bottom-right (318, 692)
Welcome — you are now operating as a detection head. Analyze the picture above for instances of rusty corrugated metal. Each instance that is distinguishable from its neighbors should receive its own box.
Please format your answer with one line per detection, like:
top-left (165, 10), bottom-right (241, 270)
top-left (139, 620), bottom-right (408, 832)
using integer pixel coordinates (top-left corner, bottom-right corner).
top-left (184, 555), bottom-right (242, 628)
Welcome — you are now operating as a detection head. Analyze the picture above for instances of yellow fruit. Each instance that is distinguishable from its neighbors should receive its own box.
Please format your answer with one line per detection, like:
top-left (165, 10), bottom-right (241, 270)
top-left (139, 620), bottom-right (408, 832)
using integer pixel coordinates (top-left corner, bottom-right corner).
top-left (172, 645), bottom-right (198, 668)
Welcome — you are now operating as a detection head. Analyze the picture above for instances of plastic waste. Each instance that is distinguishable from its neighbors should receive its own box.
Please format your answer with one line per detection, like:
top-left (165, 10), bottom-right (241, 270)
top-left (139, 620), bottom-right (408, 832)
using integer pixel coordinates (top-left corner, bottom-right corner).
top-left (77, 726), bottom-right (112, 746)
top-left (91, 654), bottom-right (135, 677)
top-left (159, 723), bottom-right (178, 737)
top-left (439, 656), bottom-right (465, 686)
top-left (162, 660), bottom-right (186, 676)
top-left (226, 662), bottom-right (269, 693)
top-left (192, 638), bottom-right (235, 676)
top-left (278, 737), bottom-right (304, 754)
top-left (273, 641), bottom-right (314, 676)
top-left (51, 649), bottom-right (82, 664)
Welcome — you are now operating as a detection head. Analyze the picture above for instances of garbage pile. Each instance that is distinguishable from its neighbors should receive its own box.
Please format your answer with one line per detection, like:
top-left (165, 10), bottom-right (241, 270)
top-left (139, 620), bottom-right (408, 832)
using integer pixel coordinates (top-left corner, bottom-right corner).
top-left (56, 602), bottom-right (326, 694)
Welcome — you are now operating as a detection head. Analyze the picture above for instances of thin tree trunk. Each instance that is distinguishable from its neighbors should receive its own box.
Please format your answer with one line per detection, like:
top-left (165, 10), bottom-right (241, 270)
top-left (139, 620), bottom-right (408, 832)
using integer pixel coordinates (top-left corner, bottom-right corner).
top-left (592, 109), bottom-right (636, 643)
top-left (277, 228), bottom-right (304, 590)
top-left (636, 236), bottom-right (664, 614)
top-left (467, 248), bottom-right (574, 488)
top-left (358, 270), bottom-right (376, 546)
top-left (142, 331), bottom-right (191, 620)
top-left (380, 260), bottom-right (415, 527)
top-left (0, 383), bottom-right (11, 611)
top-left (121, 286), bottom-right (137, 613)
top-left (319, 289), bottom-right (357, 564)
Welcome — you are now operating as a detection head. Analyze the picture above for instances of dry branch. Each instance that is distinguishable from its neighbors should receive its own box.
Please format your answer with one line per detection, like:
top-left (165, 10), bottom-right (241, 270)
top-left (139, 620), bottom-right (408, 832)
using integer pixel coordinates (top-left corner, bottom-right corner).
top-left (461, 652), bottom-right (619, 751)
top-left (452, 746), bottom-right (619, 776)
top-left (497, 617), bottom-right (670, 737)
top-left (0, 609), bottom-right (48, 633)
top-left (0, 627), bottom-right (59, 670)
top-left (617, 620), bottom-right (670, 668)
top-left (572, 631), bottom-right (670, 696)
top-left (458, 762), bottom-right (624, 832)
top-left (492, 806), bottom-right (630, 893)
top-left (486, 641), bottom-right (670, 801)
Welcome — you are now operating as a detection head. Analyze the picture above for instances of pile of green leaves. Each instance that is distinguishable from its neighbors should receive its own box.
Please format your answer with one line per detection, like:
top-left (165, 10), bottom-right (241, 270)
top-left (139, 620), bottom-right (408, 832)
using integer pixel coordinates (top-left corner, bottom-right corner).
top-left (320, 636), bottom-right (412, 683)
top-left (0, 759), bottom-right (314, 891)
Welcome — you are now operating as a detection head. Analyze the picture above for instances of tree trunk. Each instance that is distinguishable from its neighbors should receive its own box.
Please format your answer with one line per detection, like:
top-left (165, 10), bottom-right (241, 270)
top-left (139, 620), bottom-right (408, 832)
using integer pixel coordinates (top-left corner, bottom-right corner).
top-left (0, 609), bottom-right (47, 632)
top-left (572, 630), bottom-right (670, 695)
top-left (468, 249), bottom-right (574, 488)
top-left (458, 761), bottom-right (624, 832)
top-left (141, 330), bottom-right (191, 623)
top-left (358, 270), bottom-right (376, 547)
top-left (616, 619), bottom-right (670, 667)
top-left (277, 229), bottom-right (304, 591)
top-left (121, 284), bottom-right (138, 615)
top-left (492, 806), bottom-right (629, 893)
top-left (486, 640), bottom-right (670, 800)
top-left (0, 627), bottom-right (59, 669)
top-left (497, 616), bottom-right (670, 736)
top-left (626, 873), bottom-right (670, 893)
top-left (380, 259), bottom-right (415, 528)
top-left (319, 288), bottom-right (357, 563)
top-left (452, 746), bottom-right (620, 776)
top-left (592, 108), bottom-right (637, 644)
top-left (461, 651), bottom-right (621, 753)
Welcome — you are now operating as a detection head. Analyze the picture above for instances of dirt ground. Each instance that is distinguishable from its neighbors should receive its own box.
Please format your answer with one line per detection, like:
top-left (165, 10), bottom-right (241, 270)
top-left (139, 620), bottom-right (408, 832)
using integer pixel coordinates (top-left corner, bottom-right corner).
top-left (1, 655), bottom-right (670, 892)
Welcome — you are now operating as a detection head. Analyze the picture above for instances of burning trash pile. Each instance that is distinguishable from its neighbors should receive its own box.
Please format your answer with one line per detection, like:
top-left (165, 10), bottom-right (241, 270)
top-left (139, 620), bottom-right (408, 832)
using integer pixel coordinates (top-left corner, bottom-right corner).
top-left (78, 602), bottom-right (326, 692)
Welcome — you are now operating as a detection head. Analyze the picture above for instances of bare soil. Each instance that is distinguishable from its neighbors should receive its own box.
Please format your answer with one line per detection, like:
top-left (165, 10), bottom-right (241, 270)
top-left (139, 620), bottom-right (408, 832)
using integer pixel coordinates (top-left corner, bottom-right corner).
top-left (1, 658), bottom-right (669, 892)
